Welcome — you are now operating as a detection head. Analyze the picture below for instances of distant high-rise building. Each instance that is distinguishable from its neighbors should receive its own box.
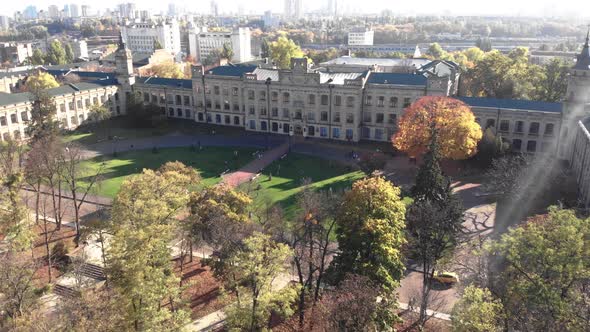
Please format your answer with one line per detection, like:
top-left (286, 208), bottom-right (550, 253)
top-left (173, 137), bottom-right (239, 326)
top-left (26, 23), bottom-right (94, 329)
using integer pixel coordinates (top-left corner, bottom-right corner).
top-left (63, 5), bottom-right (70, 18)
top-left (168, 3), bottom-right (176, 16)
top-left (70, 4), bottom-right (80, 18)
top-left (189, 27), bottom-right (252, 63)
top-left (140, 10), bottom-right (151, 21)
top-left (210, 1), bottom-right (219, 17)
top-left (348, 27), bottom-right (374, 46)
top-left (284, 0), bottom-right (302, 20)
top-left (118, 3), bottom-right (136, 19)
top-left (23, 5), bottom-right (38, 20)
top-left (48, 5), bottom-right (60, 18)
top-left (81, 5), bottom-right (89, 17)
top-left (0, 16), bottom-right (10, 31)
top-left (122, 19), bottom-right (181, 60)
top-left (263, 11), bottom-right (278, 28)
top-left (328, 0), bottom-right (338, 15)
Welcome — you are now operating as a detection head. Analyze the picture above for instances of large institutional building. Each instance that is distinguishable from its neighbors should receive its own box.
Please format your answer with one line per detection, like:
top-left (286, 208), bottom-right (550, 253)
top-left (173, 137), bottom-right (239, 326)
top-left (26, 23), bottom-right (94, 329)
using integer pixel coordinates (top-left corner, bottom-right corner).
top-left (2, 34), bottom-right (590, 205)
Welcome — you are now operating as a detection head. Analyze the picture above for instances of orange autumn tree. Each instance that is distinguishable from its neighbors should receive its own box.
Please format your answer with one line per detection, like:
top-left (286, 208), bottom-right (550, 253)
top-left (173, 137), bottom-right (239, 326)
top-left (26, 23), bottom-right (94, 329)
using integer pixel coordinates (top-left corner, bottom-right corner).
top-left (393, 96), bottom-right (482, 160)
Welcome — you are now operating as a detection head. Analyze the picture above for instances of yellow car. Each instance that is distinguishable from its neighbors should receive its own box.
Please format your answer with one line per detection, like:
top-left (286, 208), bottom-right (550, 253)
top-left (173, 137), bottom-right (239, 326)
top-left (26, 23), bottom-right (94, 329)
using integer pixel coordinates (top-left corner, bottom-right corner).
top-left (432, 271), bottom-right (459, 285)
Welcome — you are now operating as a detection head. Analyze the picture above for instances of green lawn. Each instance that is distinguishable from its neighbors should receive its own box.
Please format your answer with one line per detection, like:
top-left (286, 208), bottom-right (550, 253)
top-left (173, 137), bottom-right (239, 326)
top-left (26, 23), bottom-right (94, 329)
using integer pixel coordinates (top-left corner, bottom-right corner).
top-left (80, 146), bottom-right (257, 198)
top-left (240, 154), bottom-right (366, 219)
top-left (63, 117), bottom-right (245, 145)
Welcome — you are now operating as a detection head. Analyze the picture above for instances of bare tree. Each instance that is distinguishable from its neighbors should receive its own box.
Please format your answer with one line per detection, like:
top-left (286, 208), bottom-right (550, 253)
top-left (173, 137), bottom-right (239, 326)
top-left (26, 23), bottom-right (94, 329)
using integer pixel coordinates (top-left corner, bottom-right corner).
top-left (59, 142), bottom-right (105, 246)
top-left (0, 252), bottom-right (39, 325)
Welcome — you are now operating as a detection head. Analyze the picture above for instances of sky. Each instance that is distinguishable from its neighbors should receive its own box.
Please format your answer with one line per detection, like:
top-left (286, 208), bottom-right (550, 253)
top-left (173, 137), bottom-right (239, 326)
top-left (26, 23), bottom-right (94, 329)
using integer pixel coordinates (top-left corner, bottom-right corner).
top-left (7, 0), bottom-right (589, 18)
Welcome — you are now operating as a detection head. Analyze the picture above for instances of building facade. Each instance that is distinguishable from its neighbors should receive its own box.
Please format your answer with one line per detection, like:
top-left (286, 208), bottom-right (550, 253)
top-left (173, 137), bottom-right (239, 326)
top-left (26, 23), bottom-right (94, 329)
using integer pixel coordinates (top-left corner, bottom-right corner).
top-left (122, 20), bottom-right (181, 60)
top-left (348, 28), bottom-right (374, 46)
top-left (188, 27), bottom-right (251, 64)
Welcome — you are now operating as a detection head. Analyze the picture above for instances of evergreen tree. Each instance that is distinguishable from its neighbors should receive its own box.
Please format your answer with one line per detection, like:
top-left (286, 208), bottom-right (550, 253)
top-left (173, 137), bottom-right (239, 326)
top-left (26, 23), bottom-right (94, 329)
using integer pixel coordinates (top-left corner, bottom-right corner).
top-left (411, 128), bottom-right (448, 202)
top-left (26, 89), bottom-right (60, 142)
top-left (45, 40), bottom-right (67, 65)
top-left (64, 43), bottom-right (74, 63)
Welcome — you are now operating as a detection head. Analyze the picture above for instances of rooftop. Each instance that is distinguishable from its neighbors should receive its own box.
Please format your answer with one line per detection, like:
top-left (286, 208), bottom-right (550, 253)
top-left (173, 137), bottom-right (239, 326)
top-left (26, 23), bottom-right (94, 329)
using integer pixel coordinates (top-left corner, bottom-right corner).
top-left (206, 64), bottom-right (258, 77)
top-left (367, 72), bottom-right (427, 86)
top-left (457, 96), bottom-right (562, 113)
top-left (0, 82), bottom-right (118, 107)
top-left (136, 76), bottom-right (192, 89)
top-left (320, 56), bottom-right (431, 68)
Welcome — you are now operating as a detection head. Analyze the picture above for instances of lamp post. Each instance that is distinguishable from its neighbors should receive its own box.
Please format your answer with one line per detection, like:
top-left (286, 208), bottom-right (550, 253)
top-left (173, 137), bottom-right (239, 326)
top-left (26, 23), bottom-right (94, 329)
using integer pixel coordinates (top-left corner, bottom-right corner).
top-left (265, 77), bottom-right (272, 150)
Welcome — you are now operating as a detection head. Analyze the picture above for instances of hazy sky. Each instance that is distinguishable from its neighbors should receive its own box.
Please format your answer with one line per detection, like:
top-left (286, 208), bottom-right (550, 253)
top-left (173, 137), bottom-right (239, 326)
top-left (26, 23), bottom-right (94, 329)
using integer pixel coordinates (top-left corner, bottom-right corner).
top-left (8, 0), bottom-right (589, 18)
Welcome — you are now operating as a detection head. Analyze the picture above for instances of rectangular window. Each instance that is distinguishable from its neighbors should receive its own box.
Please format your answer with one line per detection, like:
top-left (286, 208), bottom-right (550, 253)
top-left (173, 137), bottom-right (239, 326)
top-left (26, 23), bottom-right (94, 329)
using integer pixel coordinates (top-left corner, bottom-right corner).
top-left (332, 127), bottom-right (340, 138)
top-left (544, 123), bottom-right (554, 136)
top-left (10, 114), bottom-right (17, 124)
top-left (249, 120), bottom-right (256, 130)
top-left (271, 92), bottom-right (278, 102)
top-left (527, 140), bottom-right (537, 152)
top-left (365, 95), bottom-right (372, 106)
top-left (388, 114), bottom-right (396, 125)
top-left (20, 111), bottom-right (28, 122)
top-left (529, 122), bottom-right (540, 135)
top-left (249, 106), bottom-right (255, 115)
top-left (346, 113), bottom-right (354, 124)
top-left (334, 95), bottom-right (342, 106)
top-left (283, 108), bottom-right (289, 118)
top-left (0, 116), bottom-right (6, 126)
top-left (184, 96), bottom-right (190, 106)
top-left (333, 112), bottom-right (340, 123)
top-left (390, 97), bottom-right (398, 108)
top-left (260, 106), bottom-right (267, 116)
top-left (499, 120), bottom-right (510, 132)
top-left (232, 87), bottom-right (239, 96)
top-left (321, 95), bottom-right (329, 105)
top-left (60, 104), bottom-right (66, 112)
top-left (260, 91), bottom-right (266, 101)
top-left (214, 86), bottom-right (220, 95)
top-left (515, 121), bottom-right (524, 133)
top-left (272, 107), bottom-right (278, 117)
top-left (176, 95), bottom-right (182, 105)
top-left (77, 100), bottom-right (83, 109)
top-left (308, 94), bottom-right (315, 105)
top-left (283, 93), bottom-right (290, 104)
top-left (308, 112), bottom-right (315, 121)
top-left (222, 87), bottom-right (229, 96)
top-left (347, 97), bottom-right (355, 107)
top-left (376, 113), bottom-right (384, 124)
top-left (346, 129), bottom-right (354, 140)
top-left (143, 92), bottom-right (150, 102)
top-left (167, 94), bottom-right (174, 104)
top-left (248, 90), bottom-right (255, 100)
top-left (377, 96), bottom-right (384, 107)
top-left (375, 128), bottom-right (383, 140)
top-left (321, 111), bottom-right (328, 121)
top-left (320, 127), bottom-right (328, 137)
top-left (363, 113), bottom-right (371, 123)
top-left (403, 98), bottom-right (411, 108)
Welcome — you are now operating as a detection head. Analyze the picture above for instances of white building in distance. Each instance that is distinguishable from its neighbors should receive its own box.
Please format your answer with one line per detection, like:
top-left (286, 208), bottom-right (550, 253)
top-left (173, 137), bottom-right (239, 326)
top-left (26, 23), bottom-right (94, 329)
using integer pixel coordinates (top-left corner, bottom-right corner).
top-left (348, 27), bottom-right (374, 46)
top-left (284, 0), bottom-right (303, 20)
top-left (72, 40), bottom-right (88, 59)
top-left (0, 16), bottom-right (9, 31)
top-left (122, 19), bottom-right (181, 61)
top-left (189, 27), bottom-right (251, 64)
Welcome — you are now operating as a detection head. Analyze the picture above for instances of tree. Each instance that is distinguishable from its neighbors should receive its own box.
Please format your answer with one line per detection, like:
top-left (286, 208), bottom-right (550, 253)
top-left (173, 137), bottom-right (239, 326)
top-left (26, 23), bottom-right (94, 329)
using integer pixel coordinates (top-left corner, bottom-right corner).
top-left (223, 232), bottom-right (298, 331)
top-left (482, 154), bottom-right (530, 197)
top-left (475, 37), bottom-right (492, 52)
top-left (260, 38), bottom-right (271, 59)
top-left (148, 62), bottom-right (184, 79)
top-left (534, 58), bottom-right (569, 102)
top-left (88, 103), bottom-right (112, 138)
top-left (473, 128), bottom-right (509, 167)
top-left (45, 40), bottom-right (67, 65)
top-left (29, 49), bottom-right (45, 65)
top-left (125, 91), bottom-right (163, 128)
top-left (64, 43), bottom-right (75, 63)
top-left (323, 274), bottom-right (399, 332)
top-left (0, 139), bottom-right (33, 251)
top-left (59, 142), bottom-right (105, 245)
top-left (491, 208), bottom-right (590, 330)
top-left (55, 289), bottom-right (127, 332)
top-left (269, 36), bottom-right (305, 69)
top-left (107, 167), bottom-right (192, 331)
top-left (0, 253), bottom-right (39, 324)
top-left (393, 96), bottom-right (483, 160)
top-left (407, 134), bottom-right (464, 325)
top-left (220, 42), bottom-right (234, 61)
top-left (153, 39), bottom-right (163, 50)
top-left (329, 177), bottom-right (406, 293)
top-left (427, 42), bottom-right (447, 58)
top-left (289, 182), bottom-right (341, 327)
top-left (26, 88), bottom-right (60, 142)
top-left (24, 71), bottom-right (59, 92)
top-left (451, 286), bottom-right (504, 332)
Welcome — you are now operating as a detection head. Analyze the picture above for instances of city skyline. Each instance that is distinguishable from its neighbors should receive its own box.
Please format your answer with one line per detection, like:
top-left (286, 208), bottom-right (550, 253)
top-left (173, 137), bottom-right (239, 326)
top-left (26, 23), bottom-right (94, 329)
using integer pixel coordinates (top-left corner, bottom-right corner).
top-left (5, 0), bottom-right (590, 18)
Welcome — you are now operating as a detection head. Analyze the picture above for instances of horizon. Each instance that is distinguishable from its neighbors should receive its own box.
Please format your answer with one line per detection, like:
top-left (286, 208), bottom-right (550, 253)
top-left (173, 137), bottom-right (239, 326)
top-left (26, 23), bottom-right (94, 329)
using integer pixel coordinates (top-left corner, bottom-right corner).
top-left (6, 0), bottom-right (590, 19)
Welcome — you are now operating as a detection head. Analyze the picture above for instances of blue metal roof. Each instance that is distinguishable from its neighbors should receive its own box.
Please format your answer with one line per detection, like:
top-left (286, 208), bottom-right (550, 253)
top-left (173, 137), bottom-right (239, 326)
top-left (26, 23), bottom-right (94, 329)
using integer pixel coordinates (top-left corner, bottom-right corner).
top-left (457, 96), bottom-right (562, 113)
top-left (136, 77), bottom-right (193, 89)
top-left (367, 72), bottom-right (427, 86)
top-left (206, 64), bottom-right (257, 77)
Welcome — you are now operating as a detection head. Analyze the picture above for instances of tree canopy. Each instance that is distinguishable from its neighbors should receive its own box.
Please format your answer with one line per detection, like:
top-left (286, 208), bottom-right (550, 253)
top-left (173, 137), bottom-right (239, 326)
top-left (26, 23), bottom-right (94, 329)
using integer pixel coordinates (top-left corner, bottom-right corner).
top-left (25, 71), bottom-right (59, 92)
top-left (269, 36), bottom-right (305, 69)
top-left (393, 96), bottom-right (483, 160)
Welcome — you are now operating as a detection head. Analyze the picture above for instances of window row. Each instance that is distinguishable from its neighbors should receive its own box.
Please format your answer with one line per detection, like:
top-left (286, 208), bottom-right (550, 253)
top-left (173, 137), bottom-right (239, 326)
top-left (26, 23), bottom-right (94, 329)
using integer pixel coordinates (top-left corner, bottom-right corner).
top-left (365, 95), bottom-right (412, 108)
top-left (0, 111), bottom-right (29, 126)
top-left (481, 118), bottom-right (555, 136)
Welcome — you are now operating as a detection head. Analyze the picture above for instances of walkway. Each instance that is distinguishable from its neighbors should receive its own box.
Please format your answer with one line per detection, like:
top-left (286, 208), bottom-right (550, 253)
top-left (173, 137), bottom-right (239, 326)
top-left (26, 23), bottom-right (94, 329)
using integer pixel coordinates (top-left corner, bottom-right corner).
top-left (222, 142), bottom-right (290, 187)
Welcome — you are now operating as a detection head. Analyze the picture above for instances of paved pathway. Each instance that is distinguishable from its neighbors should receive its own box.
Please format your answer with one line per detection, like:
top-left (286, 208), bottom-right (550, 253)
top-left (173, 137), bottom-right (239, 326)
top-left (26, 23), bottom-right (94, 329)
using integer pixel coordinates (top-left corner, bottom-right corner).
top-left (222, 143), bottom-right (290, 187)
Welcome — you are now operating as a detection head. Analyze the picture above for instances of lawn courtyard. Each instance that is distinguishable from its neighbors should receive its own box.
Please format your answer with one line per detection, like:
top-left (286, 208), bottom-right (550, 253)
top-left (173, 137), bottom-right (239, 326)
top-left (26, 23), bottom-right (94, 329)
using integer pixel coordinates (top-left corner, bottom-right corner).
top-left (79, 147), bottom-right (367, 218)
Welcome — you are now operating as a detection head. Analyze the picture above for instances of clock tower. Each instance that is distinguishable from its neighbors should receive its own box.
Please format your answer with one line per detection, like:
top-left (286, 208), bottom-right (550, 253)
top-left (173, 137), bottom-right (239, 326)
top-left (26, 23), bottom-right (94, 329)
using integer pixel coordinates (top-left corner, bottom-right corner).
top-left (114, 31), bottom-right (135, 115)
top-left (560, 29), bottom-right (590, 160)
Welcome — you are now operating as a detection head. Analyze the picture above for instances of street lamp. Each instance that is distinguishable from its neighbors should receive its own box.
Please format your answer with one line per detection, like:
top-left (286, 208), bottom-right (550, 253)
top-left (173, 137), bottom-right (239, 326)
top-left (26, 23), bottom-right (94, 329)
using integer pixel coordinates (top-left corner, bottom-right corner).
top-left (265, 77), bottom-right (272, 150)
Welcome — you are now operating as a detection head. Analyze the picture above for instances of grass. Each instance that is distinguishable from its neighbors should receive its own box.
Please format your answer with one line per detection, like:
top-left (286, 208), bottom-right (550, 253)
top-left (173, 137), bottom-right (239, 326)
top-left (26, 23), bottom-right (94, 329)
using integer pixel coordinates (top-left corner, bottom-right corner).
top-left (80, 146), bottom-right (257, 198)
top-left (63, 117), bottom-right (246, 145)
top-left (240, 153), bottom-right (366, 219)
